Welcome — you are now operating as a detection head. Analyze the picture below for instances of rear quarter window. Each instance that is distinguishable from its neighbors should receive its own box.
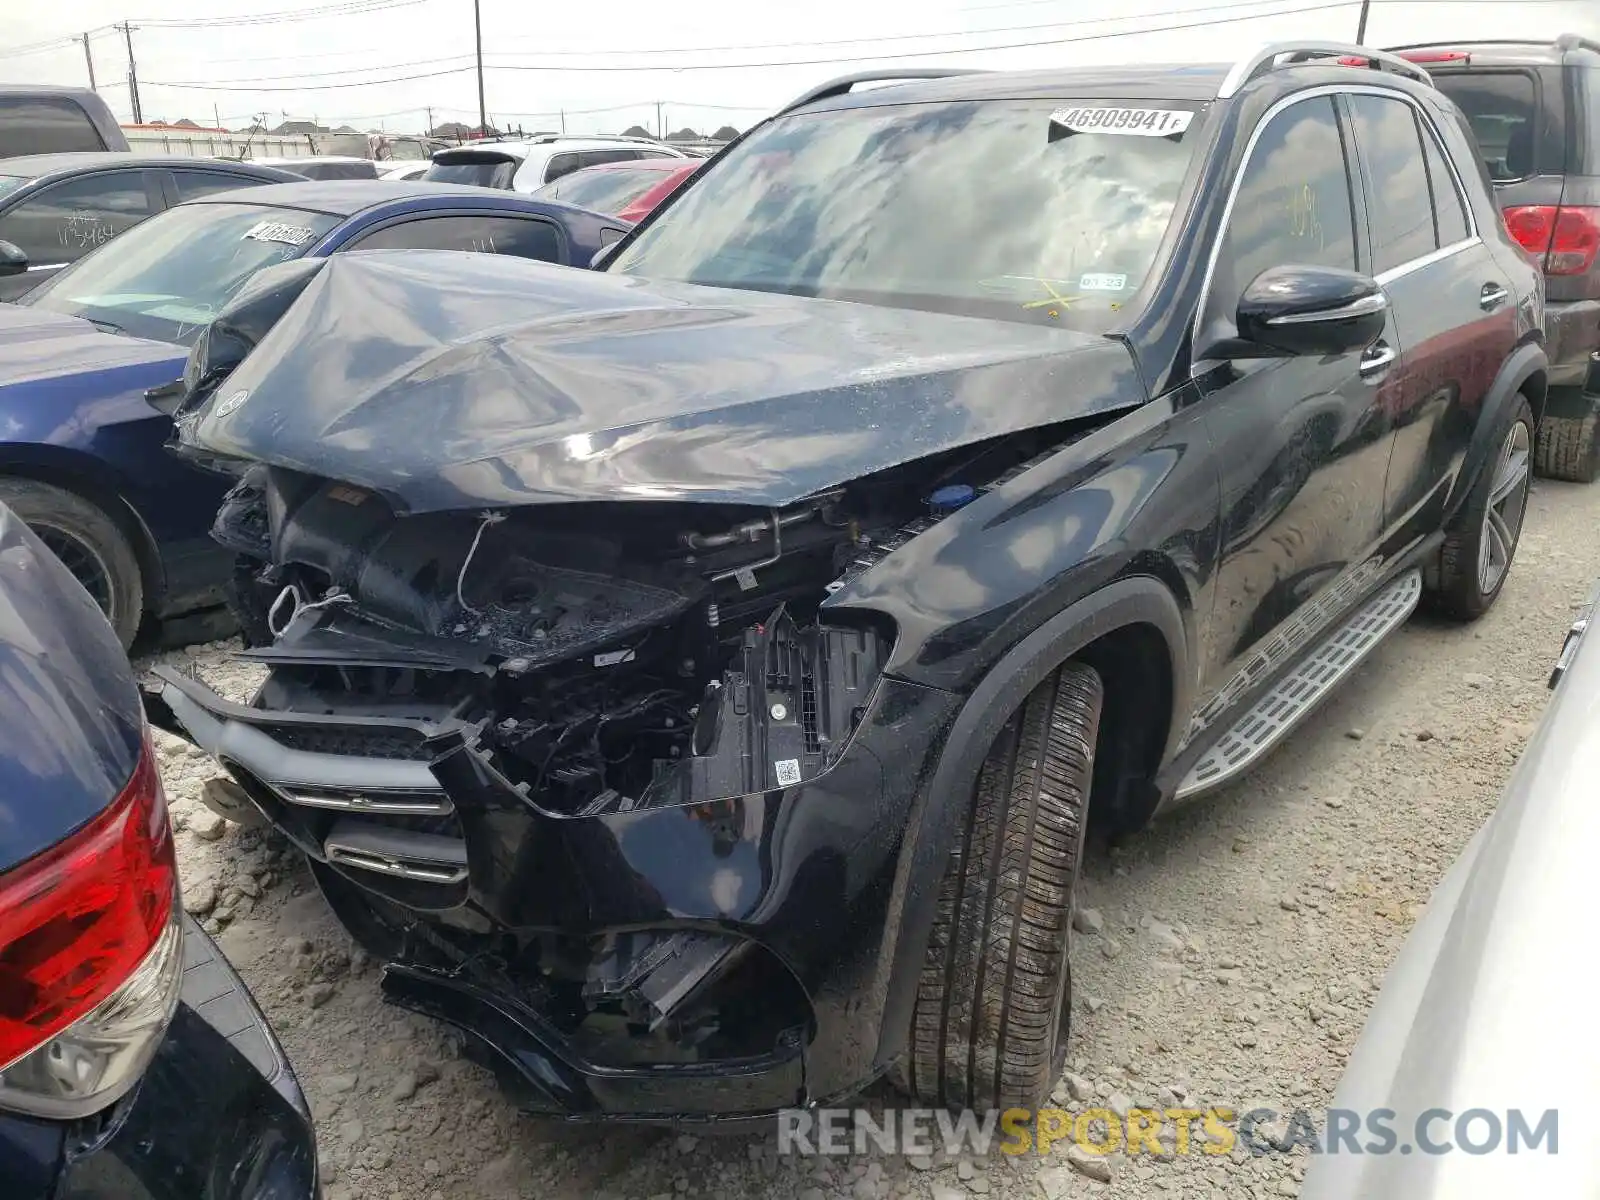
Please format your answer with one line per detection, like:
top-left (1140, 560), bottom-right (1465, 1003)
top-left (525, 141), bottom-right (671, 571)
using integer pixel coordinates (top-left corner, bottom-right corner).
top-left (1430, 70), bottom-right (1541, 181)
top-left (0, 97), bottom-right (108, 156)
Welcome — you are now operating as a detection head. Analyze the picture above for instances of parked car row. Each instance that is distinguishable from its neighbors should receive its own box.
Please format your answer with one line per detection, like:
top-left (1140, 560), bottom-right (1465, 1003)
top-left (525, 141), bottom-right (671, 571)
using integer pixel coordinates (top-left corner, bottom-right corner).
top-left (0, 32), bottom-right (1595, 1198)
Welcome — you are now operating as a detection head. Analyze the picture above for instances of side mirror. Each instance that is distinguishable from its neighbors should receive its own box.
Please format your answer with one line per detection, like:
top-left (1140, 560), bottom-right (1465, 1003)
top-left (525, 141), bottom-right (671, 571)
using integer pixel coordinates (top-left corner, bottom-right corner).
top-left (590, 240), bottom-right (622, 270)
top-left (1235, 264), bottom-right (1387, 357)
top-left (0, 240), bottom-right (27, 278)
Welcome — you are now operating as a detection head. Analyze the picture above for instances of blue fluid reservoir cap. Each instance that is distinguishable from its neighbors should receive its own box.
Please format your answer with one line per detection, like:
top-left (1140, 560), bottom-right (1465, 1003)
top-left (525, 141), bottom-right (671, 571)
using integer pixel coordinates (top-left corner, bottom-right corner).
top-left (929, 484), bottom-right (977, 513)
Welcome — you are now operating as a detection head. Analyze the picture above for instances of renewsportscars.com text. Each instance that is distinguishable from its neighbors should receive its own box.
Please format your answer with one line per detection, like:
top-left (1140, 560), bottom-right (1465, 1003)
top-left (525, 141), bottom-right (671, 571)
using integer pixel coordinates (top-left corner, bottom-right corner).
top-left (777, 1106), bottom-right (1559, 1158)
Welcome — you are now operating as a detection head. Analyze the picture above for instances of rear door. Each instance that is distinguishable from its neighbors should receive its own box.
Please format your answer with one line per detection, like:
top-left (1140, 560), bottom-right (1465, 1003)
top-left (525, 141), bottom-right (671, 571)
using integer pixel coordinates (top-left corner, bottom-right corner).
top-left (0, 169), bottom-right (159, 300)
top-left (1345, 90), bottom-right (1518, 539)
top-left (1191, 92), bottom-right (1397, 714)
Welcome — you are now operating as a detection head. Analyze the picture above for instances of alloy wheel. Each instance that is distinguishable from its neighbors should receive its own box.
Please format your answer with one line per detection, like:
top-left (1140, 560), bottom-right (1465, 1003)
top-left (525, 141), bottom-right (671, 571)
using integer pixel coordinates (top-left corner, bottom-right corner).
top-left (1479, 417), bottom-right (1532, 595)
top-left (35, 525), bottom-right (115, 618)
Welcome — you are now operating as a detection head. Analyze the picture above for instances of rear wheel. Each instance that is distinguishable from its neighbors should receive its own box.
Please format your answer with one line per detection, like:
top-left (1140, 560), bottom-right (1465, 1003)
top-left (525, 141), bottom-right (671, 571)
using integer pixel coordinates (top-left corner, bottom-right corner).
top-left (1428, 396), bottom-right (1534, 621)
top-left (1532, 401), bottom-right (1600, 484)
top-left (898, 661), bottom-right (1103, 1110)
top-left (0, 477), bottom-right (143, 648)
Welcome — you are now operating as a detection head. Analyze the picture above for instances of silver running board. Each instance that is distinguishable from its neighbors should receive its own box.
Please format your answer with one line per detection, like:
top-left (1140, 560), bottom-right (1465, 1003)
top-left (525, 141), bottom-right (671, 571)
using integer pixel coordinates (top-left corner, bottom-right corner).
top-left (1177, 569), bottom-right (1422, 799)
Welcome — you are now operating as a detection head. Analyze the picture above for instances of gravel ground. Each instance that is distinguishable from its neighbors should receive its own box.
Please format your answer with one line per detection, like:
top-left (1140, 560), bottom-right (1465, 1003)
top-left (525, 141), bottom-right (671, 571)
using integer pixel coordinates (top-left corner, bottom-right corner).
top-left (142, 475), bottom-right (1600, 1200)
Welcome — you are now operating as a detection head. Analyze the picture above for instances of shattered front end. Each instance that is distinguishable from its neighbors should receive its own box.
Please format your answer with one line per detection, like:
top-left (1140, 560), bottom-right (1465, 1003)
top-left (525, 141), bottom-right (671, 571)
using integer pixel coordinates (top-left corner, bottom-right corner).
top-left (143, 468), bottom-right (1004, 1119)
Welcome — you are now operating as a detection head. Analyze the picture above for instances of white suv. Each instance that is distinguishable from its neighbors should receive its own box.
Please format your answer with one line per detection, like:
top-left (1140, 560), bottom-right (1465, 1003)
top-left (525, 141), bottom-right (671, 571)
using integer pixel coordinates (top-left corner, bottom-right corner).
top-left (423, 135), bottom-right (688, 194)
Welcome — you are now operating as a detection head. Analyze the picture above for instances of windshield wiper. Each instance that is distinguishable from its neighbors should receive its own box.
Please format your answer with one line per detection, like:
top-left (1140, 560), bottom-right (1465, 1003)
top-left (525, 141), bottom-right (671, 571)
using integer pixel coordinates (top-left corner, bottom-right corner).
top-left (85, 317), bottom-right (127, 335)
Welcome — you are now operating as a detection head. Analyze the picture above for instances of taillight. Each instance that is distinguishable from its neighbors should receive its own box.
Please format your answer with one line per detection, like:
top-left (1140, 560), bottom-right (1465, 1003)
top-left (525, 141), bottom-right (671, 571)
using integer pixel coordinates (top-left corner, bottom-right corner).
top-left (1397, 49), bottom-right (1470, 63)
top-left (1503, 205), bottom-right (1600, 275)
top-left (0, 730), bottom-right (182, 1119)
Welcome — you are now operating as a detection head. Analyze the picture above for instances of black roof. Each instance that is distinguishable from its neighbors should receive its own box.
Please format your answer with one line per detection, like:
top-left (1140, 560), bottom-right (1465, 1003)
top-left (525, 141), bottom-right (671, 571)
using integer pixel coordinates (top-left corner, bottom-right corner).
top-left (187, 178), bottom-right (509, 215)
top-left (800, 63), bottom-right (1234, 114)
top-left (0, 151), bottom-right (300, 180)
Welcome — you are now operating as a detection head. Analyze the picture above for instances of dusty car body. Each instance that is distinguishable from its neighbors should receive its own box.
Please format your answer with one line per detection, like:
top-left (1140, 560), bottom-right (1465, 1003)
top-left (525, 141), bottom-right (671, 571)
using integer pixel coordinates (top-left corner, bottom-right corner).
top-left (146, 48), bottom-right (1546, 1122)
top-left (1299, 583), bottom-right (1600, 1198)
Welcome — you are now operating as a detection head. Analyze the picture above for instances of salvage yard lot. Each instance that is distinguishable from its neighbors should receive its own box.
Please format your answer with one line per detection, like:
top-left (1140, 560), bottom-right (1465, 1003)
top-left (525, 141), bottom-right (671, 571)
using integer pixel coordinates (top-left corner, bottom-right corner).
top-left (146, 474), bottom-right (1600, 1200)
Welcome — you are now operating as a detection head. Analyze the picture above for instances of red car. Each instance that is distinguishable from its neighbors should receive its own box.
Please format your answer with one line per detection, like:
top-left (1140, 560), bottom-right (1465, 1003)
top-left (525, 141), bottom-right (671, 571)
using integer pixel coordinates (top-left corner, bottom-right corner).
top-left (531, 156), bottom-right (700, 223)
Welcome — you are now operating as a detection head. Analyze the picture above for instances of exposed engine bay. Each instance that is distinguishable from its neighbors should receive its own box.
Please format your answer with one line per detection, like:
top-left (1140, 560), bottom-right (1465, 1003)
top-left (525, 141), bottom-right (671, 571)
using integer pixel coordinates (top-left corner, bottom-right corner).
top-left (168, 424), bottom-right (1086, 1078)
top-left (213, 428), bottom-right (1075, 815)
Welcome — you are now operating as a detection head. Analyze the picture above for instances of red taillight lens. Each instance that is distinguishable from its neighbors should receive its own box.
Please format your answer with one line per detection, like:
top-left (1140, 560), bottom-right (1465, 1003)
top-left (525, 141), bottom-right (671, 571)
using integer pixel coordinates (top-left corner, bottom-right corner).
top-left (1398, 49), bottom-right (1470, 63)
top-left (0, 732), bottom-right (176, 1072)
top-left (1503, 205), bottom-right (1600, 275)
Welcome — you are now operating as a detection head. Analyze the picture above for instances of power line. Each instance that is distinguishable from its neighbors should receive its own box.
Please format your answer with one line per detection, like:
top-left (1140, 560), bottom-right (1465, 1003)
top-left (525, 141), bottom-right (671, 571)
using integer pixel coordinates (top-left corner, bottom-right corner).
top-left (131, 0), bottom-right (426, 28)
top-left (142, 0), bottom-right (1366, 90)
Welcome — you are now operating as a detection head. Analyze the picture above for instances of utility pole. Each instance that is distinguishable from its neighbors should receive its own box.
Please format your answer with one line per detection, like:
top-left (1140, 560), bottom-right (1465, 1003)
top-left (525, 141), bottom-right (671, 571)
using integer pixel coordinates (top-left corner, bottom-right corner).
top-left (80, 33), bottom-right (96, 91)
top-left (560, 108), bottom-right (566, 134)
top-left (655, 100), bottom-right (663, 139)
top-left (472, 0), bottom-right (487, 135)
top-left (1355, 0), bottom-right (1372, 44)
top-left (425, 105), bottom-right (434, 135)
top-left (117, 22), bottom-right (142, 124)
top-left (213, 102), bottom-right (221, 129)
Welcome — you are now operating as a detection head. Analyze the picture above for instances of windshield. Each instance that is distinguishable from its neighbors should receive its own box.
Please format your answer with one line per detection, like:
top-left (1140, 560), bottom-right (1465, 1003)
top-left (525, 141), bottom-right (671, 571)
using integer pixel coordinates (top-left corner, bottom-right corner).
top-left (535, 165), bottom-right (665, 213)
top-left (609, 98), bottom-right (1199, 328)
top-left (21, 201), bottom-right (340, 347)
top-left (425, 157), bottom-right (518, 189)
top-left (0, 175), bottom-right (25, 201)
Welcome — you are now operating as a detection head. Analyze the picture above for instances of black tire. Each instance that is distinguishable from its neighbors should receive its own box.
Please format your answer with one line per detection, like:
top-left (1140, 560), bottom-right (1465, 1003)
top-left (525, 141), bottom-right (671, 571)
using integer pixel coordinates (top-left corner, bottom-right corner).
top-left (0, 477), bottom-right (143, 648)
top-left (1532, 406), bottom-right (1600, 483)
top-left (1428, 395), bottom-right (1534, 621)
top-left (899, 661), bottom-right (1103, 1111)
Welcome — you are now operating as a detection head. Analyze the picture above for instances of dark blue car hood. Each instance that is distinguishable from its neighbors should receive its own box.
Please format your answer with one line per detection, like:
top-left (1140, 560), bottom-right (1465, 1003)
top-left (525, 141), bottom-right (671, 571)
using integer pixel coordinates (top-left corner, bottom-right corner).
top-left (175, 249), bottom-right (1144, 514)
top-left (0, 302), bottom-right (185, 389)
top-left (0, 504), bottom-right (144, 870)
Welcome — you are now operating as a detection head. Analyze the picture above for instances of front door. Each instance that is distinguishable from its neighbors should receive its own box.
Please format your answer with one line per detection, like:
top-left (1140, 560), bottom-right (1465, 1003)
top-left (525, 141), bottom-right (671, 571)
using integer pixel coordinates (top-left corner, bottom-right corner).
top-left (1344, 91), bottom-right (1520, 542)
top-left (1190, 92), bottom-right (1398, 720)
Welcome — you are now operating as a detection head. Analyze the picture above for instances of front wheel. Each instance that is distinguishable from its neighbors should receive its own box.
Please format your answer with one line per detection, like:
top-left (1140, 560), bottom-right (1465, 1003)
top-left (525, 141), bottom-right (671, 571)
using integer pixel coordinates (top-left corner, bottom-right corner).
top-left (897, 661), bottom-right (1103, 1111)
top-left (0, 478), bottom-right (144, 648)
top-left (1427, 395), bottom-right (1534, 620)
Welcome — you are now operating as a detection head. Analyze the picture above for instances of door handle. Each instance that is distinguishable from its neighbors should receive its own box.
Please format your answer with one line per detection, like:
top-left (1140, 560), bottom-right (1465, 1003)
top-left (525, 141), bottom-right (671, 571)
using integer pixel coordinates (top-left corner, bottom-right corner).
top-left (1480, 282), bottom-right (1509, 310)
top-left (1359, 341), bottom-right (1396, 377)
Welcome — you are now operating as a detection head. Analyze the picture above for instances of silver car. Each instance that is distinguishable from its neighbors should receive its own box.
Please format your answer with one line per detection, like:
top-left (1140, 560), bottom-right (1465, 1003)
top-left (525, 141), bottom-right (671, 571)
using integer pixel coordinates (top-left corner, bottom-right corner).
top-left (1301, 580), bottom-right (1600, 1197)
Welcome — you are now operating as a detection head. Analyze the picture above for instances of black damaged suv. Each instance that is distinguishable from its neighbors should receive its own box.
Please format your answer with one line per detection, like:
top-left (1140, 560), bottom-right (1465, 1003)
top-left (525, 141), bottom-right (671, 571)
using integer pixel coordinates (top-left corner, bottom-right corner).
top-left (147, 43), bottom-right (1543, 1119)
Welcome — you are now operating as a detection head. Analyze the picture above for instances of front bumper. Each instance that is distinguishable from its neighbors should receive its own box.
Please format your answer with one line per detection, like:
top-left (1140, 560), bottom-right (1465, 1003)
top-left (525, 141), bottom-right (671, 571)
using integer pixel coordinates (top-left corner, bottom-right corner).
top-left (54, 916), bottom-right (318, 1199)
top-left (143, 663), bottom-right (962, 1121)
top-left (1544, 300), bottom-right (1600, 387)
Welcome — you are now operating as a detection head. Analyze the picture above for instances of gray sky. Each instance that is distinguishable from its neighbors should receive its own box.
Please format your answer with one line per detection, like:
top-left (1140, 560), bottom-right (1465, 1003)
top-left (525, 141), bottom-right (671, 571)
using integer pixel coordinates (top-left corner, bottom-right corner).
top-left (2, 0), bottom-right (1595, 136)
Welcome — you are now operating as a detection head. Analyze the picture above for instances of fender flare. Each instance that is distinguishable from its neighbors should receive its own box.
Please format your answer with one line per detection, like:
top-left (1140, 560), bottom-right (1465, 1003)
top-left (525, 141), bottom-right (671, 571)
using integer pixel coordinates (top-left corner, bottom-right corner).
top-left (873, 574), bottom-right (1188, 1068)
top-left (1444, 340), bottom-right (1547, 520)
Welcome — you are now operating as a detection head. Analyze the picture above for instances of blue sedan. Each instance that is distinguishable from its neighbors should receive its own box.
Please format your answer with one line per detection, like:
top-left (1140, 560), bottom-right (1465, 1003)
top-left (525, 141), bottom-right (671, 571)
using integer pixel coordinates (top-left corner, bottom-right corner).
top-left (0, 180), bottom-right (628, 647)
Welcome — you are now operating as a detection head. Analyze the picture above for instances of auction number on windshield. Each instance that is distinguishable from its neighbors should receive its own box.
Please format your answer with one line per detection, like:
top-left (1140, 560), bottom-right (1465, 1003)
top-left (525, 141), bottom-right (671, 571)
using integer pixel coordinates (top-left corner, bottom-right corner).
top-left (1050, 106), bottom-right (1194, 137)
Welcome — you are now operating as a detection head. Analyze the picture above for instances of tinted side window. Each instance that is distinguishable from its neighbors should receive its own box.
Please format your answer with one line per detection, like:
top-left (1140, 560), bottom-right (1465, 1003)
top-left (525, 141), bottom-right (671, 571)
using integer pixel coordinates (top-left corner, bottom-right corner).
top-left (1348, 95), bottom-right (1435, 274)
top-left (576, 149), bottom-right (638, 170)
top-left (0, 173), bottom-right (153, 266)
top-left (171, 169), bottom-right (272, 201)
top-left (1211, 96), bottom-right (1358, 321)
top-left (0, 97), bottom-right (107, 156)
top-left (348, 214), bottom-right (564, 262)
top-left (544, 152), bottom-right (580, 182)
top-left (1431, 71), bottom-right (1539, 181)
top-left (1418, 118), bottom-right (1471, 247)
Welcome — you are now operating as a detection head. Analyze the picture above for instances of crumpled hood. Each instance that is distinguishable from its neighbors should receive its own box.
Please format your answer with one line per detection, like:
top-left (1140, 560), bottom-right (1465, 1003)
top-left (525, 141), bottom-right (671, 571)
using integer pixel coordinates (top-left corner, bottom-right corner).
top-left (0, 301), bottom-right (185, 389)
top-left (178, 249), bottom-right (1143, 514)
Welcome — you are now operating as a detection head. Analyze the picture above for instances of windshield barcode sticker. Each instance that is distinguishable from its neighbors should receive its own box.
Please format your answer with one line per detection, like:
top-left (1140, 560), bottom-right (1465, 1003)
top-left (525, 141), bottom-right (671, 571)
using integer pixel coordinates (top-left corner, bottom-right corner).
top-left (774, 758), bottom-right (802, 787)
top-left (243, 220), bottom-right (317, 246)
top-left (1050, 106), bottom-right (1194, 137)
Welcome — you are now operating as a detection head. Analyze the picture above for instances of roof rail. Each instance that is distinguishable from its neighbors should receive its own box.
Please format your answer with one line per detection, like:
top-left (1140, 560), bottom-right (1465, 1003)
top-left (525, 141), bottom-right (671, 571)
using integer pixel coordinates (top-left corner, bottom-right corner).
top-left (1217, 40), bottom-right (1433, 99)
top-left (778, 69), bottom-right (989, 117)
